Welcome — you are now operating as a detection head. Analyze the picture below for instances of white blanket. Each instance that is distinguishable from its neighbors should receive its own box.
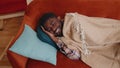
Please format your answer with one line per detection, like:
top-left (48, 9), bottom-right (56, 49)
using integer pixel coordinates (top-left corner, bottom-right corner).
top-left (60, 13), bottom-right (120, 68)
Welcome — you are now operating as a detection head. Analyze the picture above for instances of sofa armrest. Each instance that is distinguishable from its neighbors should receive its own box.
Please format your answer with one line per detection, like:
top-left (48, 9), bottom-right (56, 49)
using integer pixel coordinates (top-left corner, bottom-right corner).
top-left (7, 51), bottom-right (28, 68)
top-left (7, 23), bottom-right (28, 68)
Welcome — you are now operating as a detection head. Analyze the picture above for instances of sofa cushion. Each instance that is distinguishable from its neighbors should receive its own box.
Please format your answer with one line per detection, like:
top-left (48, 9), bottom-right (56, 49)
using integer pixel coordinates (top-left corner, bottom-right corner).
top-left (27, 52), bottom-right (91, 68)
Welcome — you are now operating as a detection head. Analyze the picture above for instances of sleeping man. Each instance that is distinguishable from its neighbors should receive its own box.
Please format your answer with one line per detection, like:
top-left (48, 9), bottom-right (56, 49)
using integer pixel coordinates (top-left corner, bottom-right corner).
top-left (38, 13), bottom-right (80, 60)
top-left (37, 12), bottom-right (120, 68)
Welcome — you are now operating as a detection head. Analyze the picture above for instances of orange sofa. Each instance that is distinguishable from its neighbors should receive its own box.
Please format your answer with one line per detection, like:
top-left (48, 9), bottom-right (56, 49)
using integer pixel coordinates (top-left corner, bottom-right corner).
top-left (7, 0), bottom-right (120, 68)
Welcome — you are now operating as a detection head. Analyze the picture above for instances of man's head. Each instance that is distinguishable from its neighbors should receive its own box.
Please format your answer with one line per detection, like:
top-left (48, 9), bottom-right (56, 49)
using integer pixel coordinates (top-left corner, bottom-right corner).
top-left (39, 13), bottom-right (63, 37)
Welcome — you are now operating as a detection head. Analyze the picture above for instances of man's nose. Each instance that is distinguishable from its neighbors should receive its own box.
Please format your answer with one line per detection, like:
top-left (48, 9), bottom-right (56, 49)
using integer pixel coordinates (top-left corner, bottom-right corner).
top-left (52, 26), bottom-right (57, 32)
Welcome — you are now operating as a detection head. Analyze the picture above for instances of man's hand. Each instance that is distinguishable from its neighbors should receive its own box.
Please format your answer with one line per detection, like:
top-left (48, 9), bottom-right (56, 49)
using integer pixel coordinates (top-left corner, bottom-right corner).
top-left (41, 26), bottom-right (54, 37)
top-left (41, 26), bottom-right (58, 43)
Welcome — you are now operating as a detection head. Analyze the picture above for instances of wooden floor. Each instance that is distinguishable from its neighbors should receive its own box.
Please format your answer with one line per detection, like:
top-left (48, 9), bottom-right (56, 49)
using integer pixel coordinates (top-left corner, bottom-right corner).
top-left (0, 16), bottom-right (23, 68)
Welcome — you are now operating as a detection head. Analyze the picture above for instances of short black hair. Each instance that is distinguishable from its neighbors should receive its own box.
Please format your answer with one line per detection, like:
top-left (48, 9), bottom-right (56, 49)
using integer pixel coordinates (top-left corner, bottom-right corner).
top-left (38, 12), bottom-right (57, 27)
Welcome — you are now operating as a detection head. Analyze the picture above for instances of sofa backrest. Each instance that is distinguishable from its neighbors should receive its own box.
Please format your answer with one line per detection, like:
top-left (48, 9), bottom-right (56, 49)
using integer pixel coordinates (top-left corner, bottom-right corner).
top-left (22, 0), bottom-right (120, 29)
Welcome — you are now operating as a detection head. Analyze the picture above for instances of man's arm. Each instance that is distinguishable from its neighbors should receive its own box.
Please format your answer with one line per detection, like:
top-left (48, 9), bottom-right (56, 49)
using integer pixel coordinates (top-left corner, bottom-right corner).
top-left (41, 26), bottom-right (80, 60)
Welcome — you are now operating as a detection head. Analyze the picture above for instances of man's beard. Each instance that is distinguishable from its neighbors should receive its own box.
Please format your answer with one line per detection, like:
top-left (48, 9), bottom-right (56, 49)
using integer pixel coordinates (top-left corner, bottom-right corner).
top-left (54, 26), bottom-right (63, 37)
top-left (54, 21), bottom-right (63, 37)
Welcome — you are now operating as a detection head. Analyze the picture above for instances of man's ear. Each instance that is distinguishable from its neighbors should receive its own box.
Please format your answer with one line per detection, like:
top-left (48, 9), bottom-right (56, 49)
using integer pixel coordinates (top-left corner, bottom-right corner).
top-left (57, 16), bottom-right (64, 23)
top-left (57, 16), bottom-right (61, 20)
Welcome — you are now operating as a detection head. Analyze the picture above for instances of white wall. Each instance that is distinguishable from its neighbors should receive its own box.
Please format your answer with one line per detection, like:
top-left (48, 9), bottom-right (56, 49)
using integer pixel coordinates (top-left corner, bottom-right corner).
top-left (27, 0), bottom-right (33, 5)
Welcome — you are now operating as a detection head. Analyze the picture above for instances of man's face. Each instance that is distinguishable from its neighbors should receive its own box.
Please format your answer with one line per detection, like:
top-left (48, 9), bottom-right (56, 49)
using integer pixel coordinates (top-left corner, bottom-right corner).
top-left (44, 17), bottom-right (63, 37)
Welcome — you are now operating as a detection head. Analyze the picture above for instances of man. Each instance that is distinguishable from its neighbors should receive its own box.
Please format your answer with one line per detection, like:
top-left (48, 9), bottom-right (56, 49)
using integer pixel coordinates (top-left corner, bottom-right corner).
top-left (38, 12), bottom-right (80, 60)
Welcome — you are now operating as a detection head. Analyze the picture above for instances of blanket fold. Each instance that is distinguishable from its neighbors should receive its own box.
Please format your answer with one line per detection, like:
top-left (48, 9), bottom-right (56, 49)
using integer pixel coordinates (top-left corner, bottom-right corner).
top-left (60, 13), bottom-right (120, 68)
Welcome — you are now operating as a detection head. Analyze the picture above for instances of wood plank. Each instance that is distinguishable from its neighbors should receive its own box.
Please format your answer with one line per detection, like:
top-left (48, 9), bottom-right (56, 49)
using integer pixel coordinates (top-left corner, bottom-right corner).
top-left (0, 19), bottom-right (4, 30)
top-left (0, 16), bottom-right (23, 67)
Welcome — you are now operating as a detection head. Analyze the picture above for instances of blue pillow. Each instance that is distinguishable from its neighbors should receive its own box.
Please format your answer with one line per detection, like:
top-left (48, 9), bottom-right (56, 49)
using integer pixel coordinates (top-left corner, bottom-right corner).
top-left (9, 24), bottom-right (57, 65)
top-left (36, 27), bottom-right (58, 49)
